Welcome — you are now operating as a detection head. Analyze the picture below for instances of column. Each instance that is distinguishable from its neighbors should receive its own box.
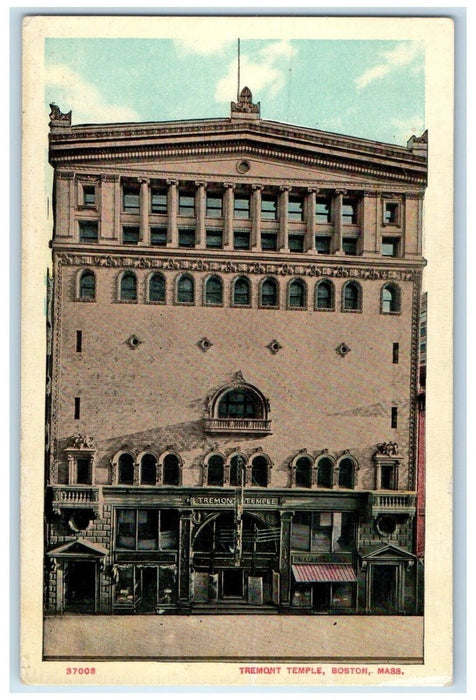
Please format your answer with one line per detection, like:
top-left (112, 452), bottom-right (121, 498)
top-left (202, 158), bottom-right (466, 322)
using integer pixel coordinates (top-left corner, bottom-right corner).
top-left (361, 191), bottom-right (379, 255)
top-left (100, 174), bottom-right (119, 241)
top-left (55, 172), bottom-right (75, 238)
top-left (251, 185), bottom-right (262, 251)
top-left (166, 179), bottom-right (178, 247)
top-left (278, 186), bottom-right (290, 252)
top-left (114, 176), bottom-right (121, 241)
top-left (333, 189), bottom-right (346, 254)
top-left (305, 188), bottom-right (318, 253)
top-left (279, 511), bottom-right (293, 610)
top-left (138, 178), bottom-right (150, 245)
top-left (195, 181), bottom-right (206, 249)
top-left (178, 510), bottom-right (193, 611)
top-left (223, 183), bottom-right (235, 251)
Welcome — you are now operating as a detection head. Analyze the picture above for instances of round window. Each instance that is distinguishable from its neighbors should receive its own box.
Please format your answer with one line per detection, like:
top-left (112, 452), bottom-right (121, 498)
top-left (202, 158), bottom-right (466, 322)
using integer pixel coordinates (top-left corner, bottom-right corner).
top-left (236, 160), bottom-right (251, 174)
top-left (68, 511), bottom-right (91, 532)
top-left (376, 515), bottom-right (397, 536)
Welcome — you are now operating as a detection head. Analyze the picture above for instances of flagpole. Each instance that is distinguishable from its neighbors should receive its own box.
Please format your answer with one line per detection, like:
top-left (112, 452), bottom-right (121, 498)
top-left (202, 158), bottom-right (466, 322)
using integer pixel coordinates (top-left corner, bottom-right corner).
top-left (237, 38), bottom-right (240, 101)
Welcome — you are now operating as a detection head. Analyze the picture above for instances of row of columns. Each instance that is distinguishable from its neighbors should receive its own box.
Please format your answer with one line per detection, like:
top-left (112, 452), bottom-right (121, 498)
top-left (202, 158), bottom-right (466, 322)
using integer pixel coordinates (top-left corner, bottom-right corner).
top-left (136, 179), bottom-right (355, 255)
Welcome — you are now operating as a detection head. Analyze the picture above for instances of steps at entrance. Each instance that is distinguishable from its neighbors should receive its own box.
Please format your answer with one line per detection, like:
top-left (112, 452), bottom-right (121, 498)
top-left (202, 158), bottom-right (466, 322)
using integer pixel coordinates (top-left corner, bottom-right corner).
top-left (190, 603), bottom-right (279, 615)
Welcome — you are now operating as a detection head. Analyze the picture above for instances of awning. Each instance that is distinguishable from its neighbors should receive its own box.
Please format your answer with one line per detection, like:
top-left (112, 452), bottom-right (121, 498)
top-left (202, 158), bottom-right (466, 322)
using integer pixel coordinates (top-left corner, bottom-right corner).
top-left (292, 563), bottom-right (357, 583)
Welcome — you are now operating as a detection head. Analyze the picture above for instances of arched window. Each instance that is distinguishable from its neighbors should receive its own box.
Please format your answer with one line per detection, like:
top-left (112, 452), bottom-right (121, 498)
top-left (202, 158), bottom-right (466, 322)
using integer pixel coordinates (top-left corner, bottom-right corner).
top-left (205, 276), bottom-right (223, 305)
top-left (316, 280), bottom-right (334, 310)
top-left (207, 455), bottom-right (224, 486)
top-left (120, 271), bottom-right (137, 301)
top-left (79, 270), bottom-right (95, 300)
top-left (140, 453), bottom-right (157, 485)
top-left (163, 454), bottom-right (180, 486)
top-left (205, 375), bottom-right (271, 435)
top-left (118, 453), bottom-right (134, 485)
top-left (381, 284), bottom-right (400, 314)
top-left (251, 455), bottom-right (268, 487)
top-left (218, 389), bottom-right (258, 418)
top-left (295, 457), bottom-right (313, 488)
top-left (343, 281), bottom-right (361, 311)
top-left (230, 454), bottom-right (246, 486)
top-left (338, 458), bottom-right (355, 489)
top-left (177, 275), bottom-right (194, 304)
top-left (148, 273), bottom-right (165, 302)
top-left (233, 277), bottom-right (250, 306)
top-left (288, 279), bottom-right (306, 308)
top-left (261, 278), bottom-right (278, 307)
top-left (317, 457), bottom-right (334, 488)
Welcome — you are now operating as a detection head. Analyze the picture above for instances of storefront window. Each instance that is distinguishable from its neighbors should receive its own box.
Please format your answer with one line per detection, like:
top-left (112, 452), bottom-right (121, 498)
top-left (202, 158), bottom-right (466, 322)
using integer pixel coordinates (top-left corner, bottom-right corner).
top-left (291, 512), bottom-right (355, 552)
top-left (116, 509), bottom-right (179, 551)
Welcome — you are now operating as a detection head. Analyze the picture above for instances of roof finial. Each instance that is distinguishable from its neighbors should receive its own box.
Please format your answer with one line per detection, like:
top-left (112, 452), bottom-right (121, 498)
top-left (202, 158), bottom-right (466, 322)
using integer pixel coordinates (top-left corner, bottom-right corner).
top-left (231, 87), bottom-right (260, 120)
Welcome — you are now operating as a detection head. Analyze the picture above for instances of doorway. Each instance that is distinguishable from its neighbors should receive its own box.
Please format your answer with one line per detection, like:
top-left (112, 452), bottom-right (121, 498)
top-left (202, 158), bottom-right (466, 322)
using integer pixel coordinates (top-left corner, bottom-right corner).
top-left (372, 565), bottom-right (397, 612)
top-left (64, 561), bottom-right (96, 613)
top-left (137, 567), bottom-right (158, 613)
top-left (222, 569), bottom-right (244, 598)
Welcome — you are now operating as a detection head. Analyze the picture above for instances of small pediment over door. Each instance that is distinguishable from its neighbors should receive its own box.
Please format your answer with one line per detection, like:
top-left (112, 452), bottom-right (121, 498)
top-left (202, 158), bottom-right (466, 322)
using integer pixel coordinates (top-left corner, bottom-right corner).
top-left (47, 537), bottom-right (108, 559)
top-left (359, 542), bottom-right (417, 563)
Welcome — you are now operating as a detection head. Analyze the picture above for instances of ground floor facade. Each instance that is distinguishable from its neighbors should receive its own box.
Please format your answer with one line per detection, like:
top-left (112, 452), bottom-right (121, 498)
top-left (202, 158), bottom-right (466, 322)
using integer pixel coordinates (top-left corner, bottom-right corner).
top-left (45, 487), bottom-right (420, 615)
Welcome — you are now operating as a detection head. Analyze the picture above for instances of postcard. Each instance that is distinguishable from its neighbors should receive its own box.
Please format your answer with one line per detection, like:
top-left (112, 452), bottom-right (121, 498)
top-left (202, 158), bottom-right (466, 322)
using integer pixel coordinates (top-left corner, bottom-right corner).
top-left (21, 14), bottom-right (454, 687)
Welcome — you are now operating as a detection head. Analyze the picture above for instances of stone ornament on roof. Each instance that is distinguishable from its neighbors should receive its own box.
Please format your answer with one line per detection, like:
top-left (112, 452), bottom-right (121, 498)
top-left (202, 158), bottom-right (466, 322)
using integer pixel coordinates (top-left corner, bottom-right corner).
top-left (49, 103), bottom-right (72, 128)
top-left (231, 87), bottom-right (260, 116)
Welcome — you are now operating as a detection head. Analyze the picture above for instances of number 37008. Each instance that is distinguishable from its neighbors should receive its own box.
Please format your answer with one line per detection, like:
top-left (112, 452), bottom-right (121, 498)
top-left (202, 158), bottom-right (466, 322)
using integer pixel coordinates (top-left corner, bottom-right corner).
top-left (66, 667), bottom-right (96, 675)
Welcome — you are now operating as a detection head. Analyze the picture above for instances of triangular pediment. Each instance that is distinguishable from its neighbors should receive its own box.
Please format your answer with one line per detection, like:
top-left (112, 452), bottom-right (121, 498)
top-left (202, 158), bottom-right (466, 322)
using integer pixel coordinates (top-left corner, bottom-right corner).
top-left (360, 543), bottom-right (416, 561)
top-left (47, 538), bottom-right (108, 558)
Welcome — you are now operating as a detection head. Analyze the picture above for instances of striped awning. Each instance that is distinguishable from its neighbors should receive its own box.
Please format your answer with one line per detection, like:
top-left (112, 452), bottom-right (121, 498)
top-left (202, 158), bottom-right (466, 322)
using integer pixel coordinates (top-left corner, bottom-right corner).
top-left (291, 563), bottom-right (357, 583)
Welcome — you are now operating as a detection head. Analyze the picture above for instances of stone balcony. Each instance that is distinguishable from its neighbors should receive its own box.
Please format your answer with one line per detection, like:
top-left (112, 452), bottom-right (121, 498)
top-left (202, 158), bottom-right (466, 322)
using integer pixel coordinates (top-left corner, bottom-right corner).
top-left (50, 485), bottom-right (102, 517)
top-left (203, 418), bottom-right (272, 435)
top-left (368, 492), bottom-right (416, 517)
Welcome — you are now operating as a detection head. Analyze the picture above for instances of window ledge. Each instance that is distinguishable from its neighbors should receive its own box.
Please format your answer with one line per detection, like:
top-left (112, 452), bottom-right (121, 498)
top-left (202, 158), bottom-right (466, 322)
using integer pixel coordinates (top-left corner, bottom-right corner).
top-left (204, 418), bottom-right (272, 435)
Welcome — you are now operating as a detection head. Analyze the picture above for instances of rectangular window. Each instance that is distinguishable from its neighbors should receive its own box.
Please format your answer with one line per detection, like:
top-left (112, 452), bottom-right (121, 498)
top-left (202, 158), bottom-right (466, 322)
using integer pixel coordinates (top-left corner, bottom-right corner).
top-left (315, 199), bottom-right (331, 223)
top-left (315, 235), bottom-right (331, 254)
top-left (79, 221), bottom-right (98, 243)
top-left (384, 201), bottom-right (400, 224)
top-left (381, 237), bottom-right (400, 257)
top-left (391, 407), bottom-right (398, 429)
top-left (76, 458), bottom-right (90, 485)
top-left (76, 330), bottom-right (82, 353)
top-left (116, 509), bottom-right (179, 551)
top-left (381, 464), bottom-right (395, 490)
top-left (234, 231), bottom-right (250, 250)
top-left (291, 512), bottom-right (354, 552)
top-left (342, 199), bottom-right (357, 224)
top-left (122, 226), bottom-right (140, 245)
top-left (178, 194), bottom-right (195, 216)
top-left (261, 232), bottom-right (278, 251)
top-left (234, 195), bottom-right (250, 219)
top-left (261, 195), bottom-right (277, 220)
top-left (206, 195), bottom-right (223, 218)
top-left (393, 342), bottom-right (399, 364)
top-left (82, 185), bottom-right (96, 207)
top-left (74, 397), bottom-right (80, 420)
top-left (342, 237), bottom-right (357, 255)
top-left (151, 191), bottom-right (167, 214)
top-left (289, 234), bottom-right (304, 253)
top-left (178, 228), bottom-right (196, 248)
top-left (123, 187), bottom-right (140, 212)
top-left (288, 195), bottom-right (304, 222)
top-left (206, 230), bottom-right (223, 249)
top-left (150, 227), bottom-right (167, 246)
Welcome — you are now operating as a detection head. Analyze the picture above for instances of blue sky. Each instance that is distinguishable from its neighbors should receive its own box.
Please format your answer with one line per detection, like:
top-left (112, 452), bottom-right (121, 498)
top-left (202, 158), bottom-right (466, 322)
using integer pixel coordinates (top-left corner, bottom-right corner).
top-left (45, 37), bottom-right (425, 147)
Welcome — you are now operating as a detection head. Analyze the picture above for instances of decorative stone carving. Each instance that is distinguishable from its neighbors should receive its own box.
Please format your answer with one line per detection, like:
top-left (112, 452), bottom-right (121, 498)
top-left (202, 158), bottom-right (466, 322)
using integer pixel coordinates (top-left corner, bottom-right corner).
top-left (197, 337), bottom-right (213, 352)
top-left (267, 339), bottom-right (283, 355)
top-left (69, 434), bottom-right (95, 450)
top-left (376, 441), bottom-right (400, 456)
top-left (231, 87), bottom-right (260, 114)
top-left (336, 342), bottom-right (351, 357)
top-left (49, 103), bottom-right (72, 125)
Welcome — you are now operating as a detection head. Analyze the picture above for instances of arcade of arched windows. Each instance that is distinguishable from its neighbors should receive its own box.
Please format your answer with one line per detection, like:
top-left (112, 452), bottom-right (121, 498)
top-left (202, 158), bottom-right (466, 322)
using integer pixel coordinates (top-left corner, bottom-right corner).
top-left (73, 268), bottom-right (405, 314)
top-left (92, 447), bottom-right (363, 490)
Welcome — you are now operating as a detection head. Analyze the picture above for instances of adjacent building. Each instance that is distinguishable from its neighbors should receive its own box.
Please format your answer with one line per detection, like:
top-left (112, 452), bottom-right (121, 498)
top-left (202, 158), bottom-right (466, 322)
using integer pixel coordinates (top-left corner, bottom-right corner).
top-left (44, 89), bottom-right (427, 615)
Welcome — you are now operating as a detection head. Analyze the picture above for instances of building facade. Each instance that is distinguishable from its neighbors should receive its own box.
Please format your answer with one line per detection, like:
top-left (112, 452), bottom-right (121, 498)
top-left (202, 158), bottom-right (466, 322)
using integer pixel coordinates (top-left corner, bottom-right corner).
top-left (44, 90), bottom-right (427, 615)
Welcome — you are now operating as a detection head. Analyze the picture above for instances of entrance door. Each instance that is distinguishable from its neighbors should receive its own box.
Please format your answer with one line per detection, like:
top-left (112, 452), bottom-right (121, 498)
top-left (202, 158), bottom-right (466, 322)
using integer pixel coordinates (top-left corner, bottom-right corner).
top-left (222, 569), bottom-right (244, 598)
top-left (313, 583), bottom-right (331, 612)
top-left (64, 561), bottom-right (96, 613)
top-left (137, 567), bottom-right (158, 613)
top-left (372, 565), bottom-right (397, 612)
